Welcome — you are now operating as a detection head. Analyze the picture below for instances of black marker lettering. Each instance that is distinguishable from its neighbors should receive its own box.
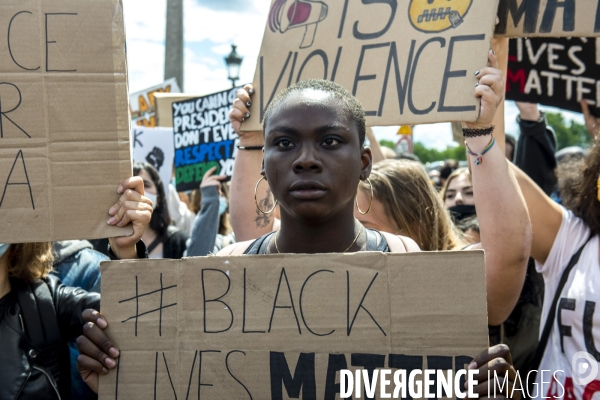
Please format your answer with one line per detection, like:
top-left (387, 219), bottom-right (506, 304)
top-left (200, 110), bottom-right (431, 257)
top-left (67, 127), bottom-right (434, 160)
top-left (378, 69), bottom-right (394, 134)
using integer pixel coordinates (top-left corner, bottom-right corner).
top-left (8, 11), bottom-right (40, 71)
top-left (338, 0), bottom-right (350, 38)
top-left (353, 43), bottom-right (391, 116)
top-left (0, 150), bottom-right (35, 210)
top-left (269, 268), bottom-right (302, 334)
top-left (226, 351), bottom-right (253, 399)
top-left (379, 40), bottom-right (415, 116)
top-left (389, 354), bottom-right (423, 400)
top-left (347, 271), bottom-right (386, 336)
top-left (408, 37), bottom-right (446, 115)
top-left (45, 13), bottom-right (78, 72)
top-left (353, 0), bottom-right (397, 40)
top-left (243, 268), bottom-right (265, 333)
top-left (324, 354), bottom-right (349, 400)
top-left (259, 53), bottom-right (293, 123)
top-left (202, 269), bottom-right (233, 333)
top-left (540, 0), bottom-right (575, 33)
top-left (427, 356), bottom-right (453, 399)
top-left (496, 0), bottom-right (541, 35)
top-left (296, 49), bottom-right (329, 83)
top-left (330, 47), bottom-right (343, 82)
top-left (287, 52), bottom-right (299, 88)
top-left (0, 82), bottom-right (30, 138)
top-left (198, 350), bottom-right (221, 399)
top-left (438, 35), bottom-right (484, 113)
top-left (299, 269), bottom-right (335, 336)
top-left (351, 354), bottom-right (386, 400)
top-left (270, 352), bottom-right (316, 400)
top-left (596, 1), bottom-right (600, 32)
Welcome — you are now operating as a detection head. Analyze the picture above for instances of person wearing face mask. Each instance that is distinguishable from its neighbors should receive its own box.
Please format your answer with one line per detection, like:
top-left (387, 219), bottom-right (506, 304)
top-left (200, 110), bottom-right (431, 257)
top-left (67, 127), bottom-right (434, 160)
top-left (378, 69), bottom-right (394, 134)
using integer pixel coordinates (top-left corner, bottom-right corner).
top-left (134, 163), bottom-right (188, 259)
top-left (441, 167), bottom-right (477, 222)
top-left (185, 167), bottom-right (236, 257)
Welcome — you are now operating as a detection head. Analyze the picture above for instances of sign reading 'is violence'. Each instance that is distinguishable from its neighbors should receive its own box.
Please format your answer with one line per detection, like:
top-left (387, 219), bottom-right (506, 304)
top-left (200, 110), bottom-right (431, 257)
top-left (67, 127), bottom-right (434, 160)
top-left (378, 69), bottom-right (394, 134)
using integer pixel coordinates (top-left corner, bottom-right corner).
top-left (98, 252), bottom-right (488, 399)
top-left (242, 0), bottom-right (500, 131)
top-left (0, 0), bottom-right (132, 243)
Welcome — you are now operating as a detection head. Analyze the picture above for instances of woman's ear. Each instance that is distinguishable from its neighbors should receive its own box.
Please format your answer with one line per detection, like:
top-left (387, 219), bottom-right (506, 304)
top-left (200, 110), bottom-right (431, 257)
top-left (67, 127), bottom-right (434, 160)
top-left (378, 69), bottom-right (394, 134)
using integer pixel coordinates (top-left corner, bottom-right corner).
top-left (360, 147), bottom-right (373, 180)
top-left (260, 159), bottom-right (266, 178)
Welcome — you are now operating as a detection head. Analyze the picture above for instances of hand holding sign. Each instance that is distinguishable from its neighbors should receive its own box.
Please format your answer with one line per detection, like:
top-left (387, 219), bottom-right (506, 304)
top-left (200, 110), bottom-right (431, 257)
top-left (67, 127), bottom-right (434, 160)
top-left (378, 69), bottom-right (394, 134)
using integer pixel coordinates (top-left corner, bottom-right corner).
top-left (107, 177), bottom-right (153, 260)
top-left (467, 344), bottom-right (518, 399)
top-left (200, 166), bottom-right (227, 194)
top-left (464, 50), bottom-right (505, 130)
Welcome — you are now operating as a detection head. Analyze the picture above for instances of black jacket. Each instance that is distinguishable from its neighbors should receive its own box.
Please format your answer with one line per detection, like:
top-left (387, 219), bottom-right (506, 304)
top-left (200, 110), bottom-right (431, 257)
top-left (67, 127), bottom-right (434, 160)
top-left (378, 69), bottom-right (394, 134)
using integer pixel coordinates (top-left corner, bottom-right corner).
top-left (0, 275), bottom-right (100, 400)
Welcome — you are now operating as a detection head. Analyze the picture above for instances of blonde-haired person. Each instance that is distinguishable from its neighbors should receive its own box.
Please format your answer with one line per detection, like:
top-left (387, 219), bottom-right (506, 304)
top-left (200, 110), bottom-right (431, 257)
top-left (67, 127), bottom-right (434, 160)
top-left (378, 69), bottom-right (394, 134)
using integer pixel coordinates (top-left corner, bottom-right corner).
top-left (356, 159), bottom-right (529, 328)
top-left (357, 159), bottom-right (465, 251)
top-left (0, 177), bottom-right (152, 400)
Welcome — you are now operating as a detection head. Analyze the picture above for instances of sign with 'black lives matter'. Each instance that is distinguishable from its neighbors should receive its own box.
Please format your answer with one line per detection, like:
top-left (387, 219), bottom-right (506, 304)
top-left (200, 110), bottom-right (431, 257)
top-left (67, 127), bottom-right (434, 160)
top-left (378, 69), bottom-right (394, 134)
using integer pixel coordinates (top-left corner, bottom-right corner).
top-left (506, 37), bottom-right (600, 116)
top-left (172, 88), bottom-right (239, 192)
top-left (242, 0), bottom-right (500, 131)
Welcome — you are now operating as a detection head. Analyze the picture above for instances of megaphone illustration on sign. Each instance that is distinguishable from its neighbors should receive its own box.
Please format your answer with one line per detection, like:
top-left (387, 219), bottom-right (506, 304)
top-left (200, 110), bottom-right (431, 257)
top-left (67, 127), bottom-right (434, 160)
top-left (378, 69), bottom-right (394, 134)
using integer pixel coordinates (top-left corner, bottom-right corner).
top-left (269, 0), bottom-right (328, 49)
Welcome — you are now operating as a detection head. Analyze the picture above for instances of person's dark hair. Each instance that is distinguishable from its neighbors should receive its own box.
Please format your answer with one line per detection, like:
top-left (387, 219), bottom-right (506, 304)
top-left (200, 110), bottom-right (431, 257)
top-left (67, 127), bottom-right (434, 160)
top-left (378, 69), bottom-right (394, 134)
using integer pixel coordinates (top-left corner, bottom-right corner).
top-left (263, 79), bottom-right (366, 147)
top-left (505, 135), bottom-right (516, 162)
top-left (133, 162), bottom-right (170, 236)
top-left (440, 159), bottom-right (459, 180)
top-left (572, 141), bottom-right (600, 236)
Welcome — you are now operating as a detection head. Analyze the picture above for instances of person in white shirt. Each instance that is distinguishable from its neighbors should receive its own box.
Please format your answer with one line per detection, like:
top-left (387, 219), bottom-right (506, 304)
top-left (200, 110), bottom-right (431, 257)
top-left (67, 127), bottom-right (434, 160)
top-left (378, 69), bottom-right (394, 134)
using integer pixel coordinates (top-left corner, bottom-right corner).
top-left (512, 101), bottom-right (600, 399)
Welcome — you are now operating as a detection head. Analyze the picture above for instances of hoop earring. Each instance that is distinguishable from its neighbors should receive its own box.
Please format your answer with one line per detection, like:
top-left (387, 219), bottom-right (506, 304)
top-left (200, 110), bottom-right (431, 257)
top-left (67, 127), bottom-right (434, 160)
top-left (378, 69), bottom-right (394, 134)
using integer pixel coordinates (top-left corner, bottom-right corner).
top-left (255, 176), bottom-right (278, 214)
top-left (356, 178), bottom-right (373, 215)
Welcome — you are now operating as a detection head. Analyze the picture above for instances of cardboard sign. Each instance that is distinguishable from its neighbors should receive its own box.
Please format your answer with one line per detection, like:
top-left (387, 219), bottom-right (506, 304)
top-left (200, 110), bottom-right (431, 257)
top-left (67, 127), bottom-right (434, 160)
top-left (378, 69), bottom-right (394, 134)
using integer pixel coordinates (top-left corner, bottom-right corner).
top-left (0, 0), bottom-right (132, 243)
top-left (154, 93), bottom-right (204, 128)
top-left (130, 79), bottom-right (181, 128)
top-left (506, 37), bottom-right (600, 116)
top-left (132, 127), bottom-right (175, 196)
top-left (495, 0), bottom-right (600, 37)
top-left (98, 251), bottom-right (488, 399)
top-left (172, 88), bottom-right (239, 192)
top-left (243, 0), bottom-right (500, 131)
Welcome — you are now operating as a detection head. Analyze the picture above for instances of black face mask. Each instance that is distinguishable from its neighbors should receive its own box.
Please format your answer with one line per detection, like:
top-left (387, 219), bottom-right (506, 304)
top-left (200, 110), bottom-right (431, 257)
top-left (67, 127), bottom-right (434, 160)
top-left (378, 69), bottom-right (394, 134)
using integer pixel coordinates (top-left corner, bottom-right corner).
top-left (449, 204), bottom-right (476, 222)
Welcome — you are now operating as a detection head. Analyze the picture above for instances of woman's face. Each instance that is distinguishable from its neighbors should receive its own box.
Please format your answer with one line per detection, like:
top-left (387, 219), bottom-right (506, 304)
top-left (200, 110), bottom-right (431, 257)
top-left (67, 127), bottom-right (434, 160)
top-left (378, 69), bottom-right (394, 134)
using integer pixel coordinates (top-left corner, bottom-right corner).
top-left (263, 89), bottom-right (372, 222)
top-left (355, 188), bottom-right (400, 234)
top-left (137, 169), bottom-right (158, 195)
top-left (444, 174), bottom-right (474, 208)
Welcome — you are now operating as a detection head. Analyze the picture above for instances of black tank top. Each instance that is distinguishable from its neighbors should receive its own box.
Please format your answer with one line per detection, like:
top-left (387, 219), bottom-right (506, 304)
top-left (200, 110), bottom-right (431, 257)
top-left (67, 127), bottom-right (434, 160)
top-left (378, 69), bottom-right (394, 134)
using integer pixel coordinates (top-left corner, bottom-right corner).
top-left (243, 228), bottom-right (390, 254)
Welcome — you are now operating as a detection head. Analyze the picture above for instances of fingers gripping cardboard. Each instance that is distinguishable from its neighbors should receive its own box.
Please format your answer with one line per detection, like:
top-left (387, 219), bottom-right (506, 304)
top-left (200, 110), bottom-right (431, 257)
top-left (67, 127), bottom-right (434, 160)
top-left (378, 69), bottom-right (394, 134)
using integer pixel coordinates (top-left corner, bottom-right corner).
top-left (99, 251), bottom-right (488, 399)
top-left (0, 0), bottom-right (132, 243)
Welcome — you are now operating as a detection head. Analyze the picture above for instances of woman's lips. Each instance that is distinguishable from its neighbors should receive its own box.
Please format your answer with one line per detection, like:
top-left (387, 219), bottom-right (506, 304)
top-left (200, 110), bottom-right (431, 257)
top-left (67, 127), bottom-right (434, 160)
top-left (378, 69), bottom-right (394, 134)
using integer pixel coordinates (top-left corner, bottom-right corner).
top-left (289, 188), bottom-right (327, 200)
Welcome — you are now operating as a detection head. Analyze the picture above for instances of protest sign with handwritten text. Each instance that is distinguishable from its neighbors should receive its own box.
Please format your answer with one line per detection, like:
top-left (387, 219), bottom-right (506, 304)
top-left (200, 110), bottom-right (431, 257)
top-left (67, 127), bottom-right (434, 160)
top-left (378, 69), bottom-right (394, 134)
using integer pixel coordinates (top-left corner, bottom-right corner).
top-left (132, 127), bottom-right (175, 196)
top-left (172, 88), bottom-right (239, 192)
top-left (506, 37), bottom-right (600, 116)
top-left (496, 0), bottom-right (600, 37)
top-left (98, 251), bottom-right (488, 399)
top-left (243, 0), bottom-right (500, 131)
top-left (0, 0), bottom-right (131, 243)
top-left (130, 78), bottom-right (181, 128)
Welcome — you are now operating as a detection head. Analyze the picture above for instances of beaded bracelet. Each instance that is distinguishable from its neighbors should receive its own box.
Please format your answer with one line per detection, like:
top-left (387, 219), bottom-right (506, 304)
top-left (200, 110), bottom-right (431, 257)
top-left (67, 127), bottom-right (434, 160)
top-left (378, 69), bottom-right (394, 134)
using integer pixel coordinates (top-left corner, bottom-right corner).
top-left (463, 125), bottom-right (495, 138)
top-left (465, 136), bottom-right (496, 166)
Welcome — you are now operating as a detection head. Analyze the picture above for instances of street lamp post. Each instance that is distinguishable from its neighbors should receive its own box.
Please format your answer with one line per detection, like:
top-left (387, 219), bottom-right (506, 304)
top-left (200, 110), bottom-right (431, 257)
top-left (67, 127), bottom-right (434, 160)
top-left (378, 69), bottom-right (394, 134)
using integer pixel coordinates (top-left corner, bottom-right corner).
top-left (224, 44), bottom-right (243, 88)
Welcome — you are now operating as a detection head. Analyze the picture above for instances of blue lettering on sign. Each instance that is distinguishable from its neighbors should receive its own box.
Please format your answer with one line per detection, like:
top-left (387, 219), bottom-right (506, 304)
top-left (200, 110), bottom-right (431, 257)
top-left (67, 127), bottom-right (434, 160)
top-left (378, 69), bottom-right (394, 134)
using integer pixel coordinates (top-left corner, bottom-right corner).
top-left (174, 140), bottom-right (234, 167)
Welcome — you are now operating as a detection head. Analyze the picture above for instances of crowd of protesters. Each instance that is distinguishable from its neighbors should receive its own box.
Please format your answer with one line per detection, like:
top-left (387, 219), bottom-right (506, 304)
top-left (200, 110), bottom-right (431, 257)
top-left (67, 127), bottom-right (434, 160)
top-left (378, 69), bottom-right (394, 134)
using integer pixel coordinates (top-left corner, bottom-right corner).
top-left (1, 49), bottom-right (600, 400)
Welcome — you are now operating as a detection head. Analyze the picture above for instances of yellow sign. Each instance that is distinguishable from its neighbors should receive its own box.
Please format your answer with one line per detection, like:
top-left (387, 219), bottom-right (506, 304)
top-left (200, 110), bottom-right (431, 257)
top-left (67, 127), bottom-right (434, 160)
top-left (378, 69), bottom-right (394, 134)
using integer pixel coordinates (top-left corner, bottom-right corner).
top-left (409, 0), bottom-right (473, 33)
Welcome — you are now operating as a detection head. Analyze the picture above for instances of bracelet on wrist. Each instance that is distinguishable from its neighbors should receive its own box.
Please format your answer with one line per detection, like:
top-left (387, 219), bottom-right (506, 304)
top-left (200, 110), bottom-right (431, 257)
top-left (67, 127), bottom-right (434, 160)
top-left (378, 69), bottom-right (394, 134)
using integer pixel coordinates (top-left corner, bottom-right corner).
top-left (237, 145), bottom-right (264, 151)
top-left (463, 125), bottom-right (495, 138)
top-left (465, 135), bottom-right (496, 166)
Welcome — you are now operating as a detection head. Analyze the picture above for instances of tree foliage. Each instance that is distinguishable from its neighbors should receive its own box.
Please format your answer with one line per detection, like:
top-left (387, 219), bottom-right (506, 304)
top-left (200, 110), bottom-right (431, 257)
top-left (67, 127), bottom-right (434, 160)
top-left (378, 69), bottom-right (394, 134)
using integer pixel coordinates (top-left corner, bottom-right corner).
top-left (412, 142), bottom-right (467, 164)
top-left (545, 112), bottom-right (593, 150)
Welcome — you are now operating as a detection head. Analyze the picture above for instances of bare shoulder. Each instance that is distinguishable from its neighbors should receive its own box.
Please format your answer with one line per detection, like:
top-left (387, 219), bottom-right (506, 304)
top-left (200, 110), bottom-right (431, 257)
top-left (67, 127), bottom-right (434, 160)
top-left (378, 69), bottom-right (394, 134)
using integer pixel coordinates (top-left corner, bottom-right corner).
top-left (380, 232), bottom-right (421, 253)
top-left (216, 240), bottom-right (254, 256)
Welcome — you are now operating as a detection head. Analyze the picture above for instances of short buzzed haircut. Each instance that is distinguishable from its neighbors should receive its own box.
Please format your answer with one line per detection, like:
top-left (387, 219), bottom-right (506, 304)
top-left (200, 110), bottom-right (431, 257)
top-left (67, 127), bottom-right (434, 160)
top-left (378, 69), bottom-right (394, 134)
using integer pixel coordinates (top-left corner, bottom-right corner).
top-left (263, 79), bottom-right (367, 147)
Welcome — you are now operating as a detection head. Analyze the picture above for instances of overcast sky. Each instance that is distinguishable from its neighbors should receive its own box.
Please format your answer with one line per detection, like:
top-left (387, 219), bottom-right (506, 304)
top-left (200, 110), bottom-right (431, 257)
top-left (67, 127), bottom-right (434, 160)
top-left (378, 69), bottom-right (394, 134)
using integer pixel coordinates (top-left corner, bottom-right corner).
top-left (123, 0), bottom-right (584, 151)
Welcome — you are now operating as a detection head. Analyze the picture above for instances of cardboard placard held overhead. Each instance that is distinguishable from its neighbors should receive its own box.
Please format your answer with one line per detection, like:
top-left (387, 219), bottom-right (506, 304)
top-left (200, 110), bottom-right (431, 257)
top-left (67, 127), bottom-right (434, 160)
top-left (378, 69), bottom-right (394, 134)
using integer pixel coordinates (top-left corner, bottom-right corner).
top-left (98, 251), bottom-right (488, 399)
top-left (130, 79), bottom-right (181, 128)
top-left (495, 0), bottom-right (600, 37)
top-left (506, 37), bottom-right (600, 116)
top-left (131, 127), bottom-right (175, 196)
top-left (243, 0), bottom-right (500, 131)
top-left (172, 88), bottom-right (239, 192)
top-left (154, 93), bottom-right (205, 128)
top-left (0, 0), bottom-right (132, 243)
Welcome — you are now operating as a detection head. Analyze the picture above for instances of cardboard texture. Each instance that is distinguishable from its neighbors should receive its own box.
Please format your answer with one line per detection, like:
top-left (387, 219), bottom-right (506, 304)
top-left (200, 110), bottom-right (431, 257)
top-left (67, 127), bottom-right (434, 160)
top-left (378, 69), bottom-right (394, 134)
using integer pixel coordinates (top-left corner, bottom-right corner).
top-left (172, 88), bottom-right (240, 192)
top-left (495, 0), bottom-right (600, 37)
top-left (0, 0), bottom-right (132, 243)
top-left (131, 127), bottom-right (175, 196)
top-left (243, 0), bottom-right (500, 131)
top-left (506, 37), bottom-right (600, 117)
top-left (99, 251), bottom-right (488, 399)
top-left (155, 93), bottom-right (204, 128)
top-left (130, 78), bottom-right (181, 128)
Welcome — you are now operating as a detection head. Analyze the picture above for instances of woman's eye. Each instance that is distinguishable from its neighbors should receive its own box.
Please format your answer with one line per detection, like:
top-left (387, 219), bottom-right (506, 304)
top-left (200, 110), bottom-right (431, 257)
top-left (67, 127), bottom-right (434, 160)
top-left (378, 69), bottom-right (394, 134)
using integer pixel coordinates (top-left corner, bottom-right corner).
top-left (323, 138), bottom-right (340, 146)
top-left (465, 191), bottom-right (474, 196)
top-left (277, 139), bottom-right (293, 148)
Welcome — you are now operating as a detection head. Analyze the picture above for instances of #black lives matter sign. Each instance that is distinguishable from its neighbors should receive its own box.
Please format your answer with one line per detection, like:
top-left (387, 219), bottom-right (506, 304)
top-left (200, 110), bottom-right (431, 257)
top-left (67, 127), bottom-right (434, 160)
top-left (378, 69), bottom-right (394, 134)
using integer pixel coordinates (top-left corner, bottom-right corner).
top-left (506, 37), bottom-right (600, 116)
top-left (172, 88), bottom-right (239, 192)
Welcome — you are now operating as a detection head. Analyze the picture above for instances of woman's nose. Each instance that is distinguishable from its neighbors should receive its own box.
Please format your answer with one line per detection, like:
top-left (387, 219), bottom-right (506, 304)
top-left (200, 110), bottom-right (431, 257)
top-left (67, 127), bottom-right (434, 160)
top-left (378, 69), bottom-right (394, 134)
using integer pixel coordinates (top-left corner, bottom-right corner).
top-left (454, 192), bottom-right (464, 205)
top-left (292, 146), bottom-right (322, 172)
